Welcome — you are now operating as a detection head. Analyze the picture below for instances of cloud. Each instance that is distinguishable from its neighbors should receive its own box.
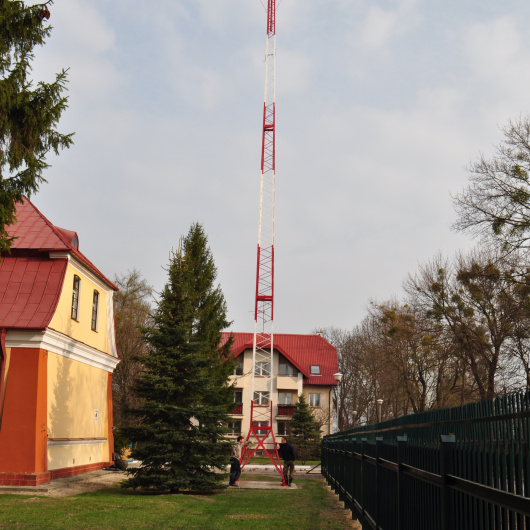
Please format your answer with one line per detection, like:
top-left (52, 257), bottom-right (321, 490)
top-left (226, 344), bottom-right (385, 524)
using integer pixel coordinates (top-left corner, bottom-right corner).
top-left (52, 0), bottom-right (115, 53)
top-left (32, 0), bottom-right (121, 100)
top-left (463, 16), bottom-right (530, 84)
top-left (278, 50), bottom-right (313, 95)
top-left (28, 0), bottom-right (530, 335)
top-left (359, 0), bottom-right (421, 50)
top-left (177, 68), bottom-right (227, 109)
top-left (462, 15), bottom-right (530, 121)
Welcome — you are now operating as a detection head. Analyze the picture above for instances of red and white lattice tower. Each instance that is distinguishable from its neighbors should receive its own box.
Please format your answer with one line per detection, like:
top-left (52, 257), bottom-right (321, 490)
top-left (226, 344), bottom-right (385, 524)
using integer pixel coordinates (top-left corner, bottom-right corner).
top-left (240, 0), bottom-right (285, 484)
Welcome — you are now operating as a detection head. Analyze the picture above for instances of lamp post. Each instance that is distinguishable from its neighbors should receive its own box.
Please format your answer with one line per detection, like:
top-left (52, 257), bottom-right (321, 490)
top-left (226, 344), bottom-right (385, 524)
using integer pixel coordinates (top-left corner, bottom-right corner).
top-left (376, 399), bottom-right (383, 423)
top-left (332, 372), bottom-right (343, 433)
top-left (352, 410), bottom-right (358, 428)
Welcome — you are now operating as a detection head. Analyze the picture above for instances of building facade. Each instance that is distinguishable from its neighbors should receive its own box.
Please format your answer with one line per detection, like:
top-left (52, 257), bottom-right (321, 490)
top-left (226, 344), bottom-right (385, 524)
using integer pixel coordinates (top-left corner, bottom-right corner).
top-left (223, 332), bottom-right (339, 440)
top-left (0, 198), bottom-right (119, 485)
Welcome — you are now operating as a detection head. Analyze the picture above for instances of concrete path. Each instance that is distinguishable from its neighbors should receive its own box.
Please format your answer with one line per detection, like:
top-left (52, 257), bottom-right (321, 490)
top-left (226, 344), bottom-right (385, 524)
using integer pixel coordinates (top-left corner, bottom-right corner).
top-left (0, 465), bottom-right (311, 496)
top-left (0, 469), bottom-right (126, 497)
top-left (230, 480), bottom-right (297, 490)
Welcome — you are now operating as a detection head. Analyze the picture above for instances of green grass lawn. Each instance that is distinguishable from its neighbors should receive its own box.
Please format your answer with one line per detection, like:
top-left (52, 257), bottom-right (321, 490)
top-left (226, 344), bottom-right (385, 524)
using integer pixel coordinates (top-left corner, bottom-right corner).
top-left (0, 475), bottom-right (350, 529)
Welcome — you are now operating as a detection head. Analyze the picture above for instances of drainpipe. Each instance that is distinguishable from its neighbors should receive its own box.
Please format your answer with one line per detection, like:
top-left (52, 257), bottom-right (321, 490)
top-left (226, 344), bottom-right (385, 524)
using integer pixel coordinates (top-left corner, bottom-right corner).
top-left (0, 328), bottom-right (7, 430)
top-left (328, 387), bottom-right (332, 434)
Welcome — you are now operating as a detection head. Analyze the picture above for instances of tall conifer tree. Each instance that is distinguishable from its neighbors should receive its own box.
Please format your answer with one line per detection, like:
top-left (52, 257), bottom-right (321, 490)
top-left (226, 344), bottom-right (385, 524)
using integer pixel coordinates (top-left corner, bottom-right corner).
top-left (123, 223), bottom-right (235, 493)
top-left (291, 394), bottom-right (322, 463)
top-left (0, 0), bottom-right (73, 256)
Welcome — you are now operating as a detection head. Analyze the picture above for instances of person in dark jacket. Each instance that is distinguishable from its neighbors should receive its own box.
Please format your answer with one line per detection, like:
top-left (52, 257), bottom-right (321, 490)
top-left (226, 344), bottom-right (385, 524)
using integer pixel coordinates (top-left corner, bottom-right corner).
top-left (276, 437), bottom-right (296, 486)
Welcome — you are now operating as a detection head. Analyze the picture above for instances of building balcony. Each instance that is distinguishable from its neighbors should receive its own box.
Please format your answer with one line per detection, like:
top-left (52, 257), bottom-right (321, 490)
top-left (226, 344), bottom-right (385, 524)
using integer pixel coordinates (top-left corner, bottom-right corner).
top-left (277, 375), bottom-right (298, 390)
top-left (230, 403), bottom-right (243, 415)
top-left (277, 404), bottom-right (296, 417)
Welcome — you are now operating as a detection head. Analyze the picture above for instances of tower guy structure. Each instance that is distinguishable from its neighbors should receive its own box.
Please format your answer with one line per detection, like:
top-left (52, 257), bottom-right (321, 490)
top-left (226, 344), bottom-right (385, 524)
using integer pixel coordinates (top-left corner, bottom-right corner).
top-left (240, 0), bottom-right (285, 484)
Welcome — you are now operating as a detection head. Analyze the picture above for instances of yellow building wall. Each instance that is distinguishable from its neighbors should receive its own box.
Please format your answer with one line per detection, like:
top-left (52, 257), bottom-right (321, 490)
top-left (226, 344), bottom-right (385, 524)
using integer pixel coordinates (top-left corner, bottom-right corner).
top-left (46, 351), bottom-right (109, 470)
top-left (49, 263), bottom-right (111, 354)
top-left (228, 349), bottom-right (333, 437)
top-left (303, 385), bottom-right (332, 436)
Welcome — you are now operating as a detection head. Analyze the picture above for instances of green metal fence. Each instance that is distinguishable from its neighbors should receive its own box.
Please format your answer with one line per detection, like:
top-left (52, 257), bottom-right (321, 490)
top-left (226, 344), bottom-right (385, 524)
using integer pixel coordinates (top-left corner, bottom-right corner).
top-left (322, 391), bottom-right (530, 529)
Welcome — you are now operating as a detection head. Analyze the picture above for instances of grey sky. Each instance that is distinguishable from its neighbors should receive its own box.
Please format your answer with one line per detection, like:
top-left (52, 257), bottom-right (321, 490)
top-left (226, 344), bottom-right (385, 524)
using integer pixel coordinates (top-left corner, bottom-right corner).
top-left (30, 0), bottom-right (530, 333)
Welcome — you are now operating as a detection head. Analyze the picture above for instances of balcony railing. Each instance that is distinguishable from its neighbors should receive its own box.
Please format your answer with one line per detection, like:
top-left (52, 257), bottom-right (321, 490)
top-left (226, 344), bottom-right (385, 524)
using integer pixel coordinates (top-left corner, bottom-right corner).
top-left (231, 403), bottom-right (243, 414)
top-left (277, 404), bottom-right (296, 416)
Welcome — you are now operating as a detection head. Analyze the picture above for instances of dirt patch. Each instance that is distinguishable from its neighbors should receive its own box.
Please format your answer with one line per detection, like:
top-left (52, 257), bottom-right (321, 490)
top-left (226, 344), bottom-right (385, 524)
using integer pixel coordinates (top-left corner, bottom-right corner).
top-left (324, 484), bottom-right (362, 530)
top-left (228, 514), bottom-right (270, 519)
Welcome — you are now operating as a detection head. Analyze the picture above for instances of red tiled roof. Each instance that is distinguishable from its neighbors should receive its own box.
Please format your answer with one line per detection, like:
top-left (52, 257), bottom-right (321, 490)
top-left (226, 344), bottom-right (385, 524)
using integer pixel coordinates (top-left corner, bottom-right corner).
top-left (7, 197), bottom-right (117, 291)
top-left (0, 253), bottom-right (67, 329)
top-left (0, 197), bottom-right (118, 330)
top-left (9, 199), bottom-right (73, 251)
top-left (221, 332), bottom-right (339, 386)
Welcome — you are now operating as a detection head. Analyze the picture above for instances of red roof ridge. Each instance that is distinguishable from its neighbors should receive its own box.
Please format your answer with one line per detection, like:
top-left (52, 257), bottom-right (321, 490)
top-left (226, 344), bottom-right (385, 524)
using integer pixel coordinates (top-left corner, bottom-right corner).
top-left (221, 331), bottom-right (338, 385)
top-left (9, 197), bottom-right (117, 291)
top-left (19, 196), bottom-right (77, 250)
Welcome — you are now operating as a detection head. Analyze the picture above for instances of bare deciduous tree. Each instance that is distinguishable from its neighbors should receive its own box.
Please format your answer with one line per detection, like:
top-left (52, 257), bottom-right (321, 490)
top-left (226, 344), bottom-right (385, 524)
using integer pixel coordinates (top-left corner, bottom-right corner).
top-left (453, 116), bottom-right (530, 253)
top-left (113, 269), bottom-right (153, 428)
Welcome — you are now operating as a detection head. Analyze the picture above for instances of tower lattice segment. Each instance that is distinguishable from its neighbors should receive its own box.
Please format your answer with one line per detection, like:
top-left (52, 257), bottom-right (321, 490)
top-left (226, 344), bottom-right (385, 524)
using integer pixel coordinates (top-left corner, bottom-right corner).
top-left (240, 0), bottom-right (285, 485)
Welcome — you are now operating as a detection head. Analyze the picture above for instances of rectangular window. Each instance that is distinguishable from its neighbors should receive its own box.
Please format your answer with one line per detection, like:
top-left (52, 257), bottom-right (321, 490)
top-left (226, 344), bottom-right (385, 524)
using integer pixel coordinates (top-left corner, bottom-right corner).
top-left (234, 391), bottom-right (243, 404)
top-left (91, 290), bottom-right (99, 331)
top-left (233, 356), bottom-right (243, 376)
top-left (253, 391), bottom-right (269, 405)
top-left (309, 393), bottom-right (321, 407)
top-left (278, 392), bottom-right (293, 405)
top-left (277, 421), bottom-right (291, 436)
top-left (254, 362), bottom-right (270, 377)
top-left (228, 421), bottom-right (241, 436)
top-left (279, 360), bottom-right (296, 376)
top-left (310, 365), bottom-right (321, 375)
top-left (71, 275), bottom-right (80, 320)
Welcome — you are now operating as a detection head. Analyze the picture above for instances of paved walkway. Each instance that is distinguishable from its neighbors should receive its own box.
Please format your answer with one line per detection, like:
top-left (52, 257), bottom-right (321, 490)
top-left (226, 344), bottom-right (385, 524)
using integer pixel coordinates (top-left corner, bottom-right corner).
top-left (0, 464), bottom-right (316, 496)
top-left (0, 469), bottom-right (127, 497)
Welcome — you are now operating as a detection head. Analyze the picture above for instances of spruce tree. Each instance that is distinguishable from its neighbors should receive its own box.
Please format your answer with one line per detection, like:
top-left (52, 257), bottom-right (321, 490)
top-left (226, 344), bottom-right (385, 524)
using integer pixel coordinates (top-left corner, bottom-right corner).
top-left (291, 394), bottom-right (322, 463)
top-left (0, 0), bottom-right (73, 256)
top-left (123, 223), bottom-right (235, 493)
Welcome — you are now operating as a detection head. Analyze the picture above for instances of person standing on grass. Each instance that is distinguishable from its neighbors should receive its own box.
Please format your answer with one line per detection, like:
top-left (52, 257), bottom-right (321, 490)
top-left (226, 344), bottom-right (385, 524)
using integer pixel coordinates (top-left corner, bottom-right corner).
top-left (277, 437), bottom-right (296, 486)
top-left (229, 436), bottom-right (252, 487)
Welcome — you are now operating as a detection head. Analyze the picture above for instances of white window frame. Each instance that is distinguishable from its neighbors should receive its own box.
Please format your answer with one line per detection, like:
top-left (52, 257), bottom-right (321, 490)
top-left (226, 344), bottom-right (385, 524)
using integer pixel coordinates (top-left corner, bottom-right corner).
top-left (234, 390), bottom-right (243, 404)
top-left (233, 356), bottom-right (243, 376)
top-left (254, 361), bottom-right (270, 377)
top-left (279, 359), bottom-right (296, 376)
top-left (71, 275), bottom-right (81, 321)
top-left (228, 420), bottom-right (242, 436)
top-left (277, 421), bottom-right (291, 436)
top-left (253, 391), bottom-right (269, 405)
top-left (278, 392), bottom-right (293, 405)
top-left (91, 290), bottom-right (99, 331)
top-left (310, 365), bottom-right (321, 376)
top-left (309, 393), bottom-right (321, 407)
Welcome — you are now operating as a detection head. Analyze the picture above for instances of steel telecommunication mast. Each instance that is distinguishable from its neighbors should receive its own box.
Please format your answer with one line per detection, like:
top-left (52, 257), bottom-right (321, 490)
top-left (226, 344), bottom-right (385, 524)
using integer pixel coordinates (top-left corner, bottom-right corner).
top-left (240, 0), bottom-right (285, 484)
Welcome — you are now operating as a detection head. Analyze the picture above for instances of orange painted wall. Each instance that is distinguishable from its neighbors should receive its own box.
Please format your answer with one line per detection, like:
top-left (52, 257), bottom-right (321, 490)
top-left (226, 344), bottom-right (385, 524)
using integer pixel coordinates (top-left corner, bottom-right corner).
top-left (0, 347), bottom-right (47, 474)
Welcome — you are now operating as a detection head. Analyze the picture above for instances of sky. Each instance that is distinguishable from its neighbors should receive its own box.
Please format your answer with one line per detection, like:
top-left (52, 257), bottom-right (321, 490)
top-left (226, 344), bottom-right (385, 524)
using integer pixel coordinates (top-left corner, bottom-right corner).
top-left (28, 0), bottom-right (530, 334)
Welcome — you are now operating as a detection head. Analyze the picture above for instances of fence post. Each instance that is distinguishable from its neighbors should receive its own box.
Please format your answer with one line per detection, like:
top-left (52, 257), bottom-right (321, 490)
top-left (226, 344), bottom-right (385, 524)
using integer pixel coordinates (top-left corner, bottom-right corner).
top-left (351, 437), bottom-right (358, 515)
top-left (331, 437), bottom-right (338, 493)
top-left (338, 436), bottom-right (345, 502)
top-left (361, 438), bottom-right (367, 517)
top-left (440, 434), bottom-right (456, 530)
top-left (396, 435), bottom-right (407, 530)
top-left (375, 436), bottom-right (383, 528)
